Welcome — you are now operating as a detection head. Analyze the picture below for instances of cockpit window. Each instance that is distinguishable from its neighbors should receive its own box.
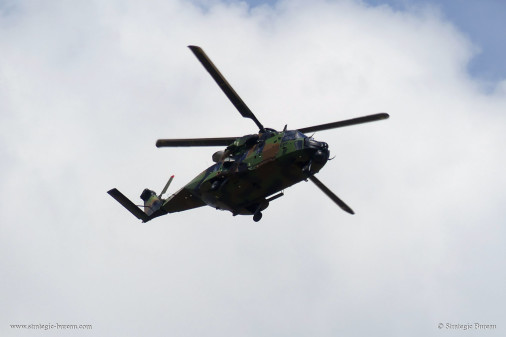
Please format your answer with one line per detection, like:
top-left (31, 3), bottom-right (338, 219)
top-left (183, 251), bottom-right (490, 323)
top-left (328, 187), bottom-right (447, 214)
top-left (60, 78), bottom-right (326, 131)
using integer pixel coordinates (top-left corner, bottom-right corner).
top-left (282, 130), bottom-right (305, 142)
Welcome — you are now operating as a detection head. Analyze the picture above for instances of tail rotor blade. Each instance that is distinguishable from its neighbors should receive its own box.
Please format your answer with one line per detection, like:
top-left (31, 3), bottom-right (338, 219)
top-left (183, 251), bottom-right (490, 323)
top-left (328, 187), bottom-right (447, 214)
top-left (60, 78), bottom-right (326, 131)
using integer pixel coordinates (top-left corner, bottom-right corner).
top-left (159, 175), bottom-right (174, 198)
top-left (308, 175), bottom-right (354, 215)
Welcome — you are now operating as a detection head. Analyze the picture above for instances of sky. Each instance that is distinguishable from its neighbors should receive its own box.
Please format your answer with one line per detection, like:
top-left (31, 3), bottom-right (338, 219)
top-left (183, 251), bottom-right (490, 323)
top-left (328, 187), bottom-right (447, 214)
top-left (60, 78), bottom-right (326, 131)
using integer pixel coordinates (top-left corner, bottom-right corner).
top-left (249, 0), bottom-right (506, 87)
top-left (1, 0), bottom-right (505, 336)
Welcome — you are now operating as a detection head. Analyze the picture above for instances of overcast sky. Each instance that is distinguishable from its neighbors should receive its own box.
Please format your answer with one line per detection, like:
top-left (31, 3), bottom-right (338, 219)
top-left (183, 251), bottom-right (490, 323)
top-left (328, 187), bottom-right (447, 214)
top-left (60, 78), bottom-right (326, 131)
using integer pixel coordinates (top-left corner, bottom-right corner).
top-left (1, 1), bottom-right (505, 336)
top-left (250, 0), bottom-right (506, 86)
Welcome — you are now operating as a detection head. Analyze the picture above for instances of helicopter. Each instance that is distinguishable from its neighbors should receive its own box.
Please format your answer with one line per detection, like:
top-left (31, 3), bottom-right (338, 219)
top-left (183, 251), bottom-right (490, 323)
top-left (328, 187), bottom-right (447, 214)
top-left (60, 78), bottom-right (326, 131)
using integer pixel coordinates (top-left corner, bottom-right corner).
top-left (108, 45), bottom-right (389, 222)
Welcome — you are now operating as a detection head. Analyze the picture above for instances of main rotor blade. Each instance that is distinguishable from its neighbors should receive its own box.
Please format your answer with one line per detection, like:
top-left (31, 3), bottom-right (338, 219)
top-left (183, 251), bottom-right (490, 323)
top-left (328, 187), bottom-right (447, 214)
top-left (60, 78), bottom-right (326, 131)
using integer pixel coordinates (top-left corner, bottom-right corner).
top-left (188, 45), bottom-right (265, 131)
top-left (308, 175), bottom-right (355, 215)
top-left (156, 137), bottom-right (237, 147)
top-left (297, 113), bottom-right (389, 134)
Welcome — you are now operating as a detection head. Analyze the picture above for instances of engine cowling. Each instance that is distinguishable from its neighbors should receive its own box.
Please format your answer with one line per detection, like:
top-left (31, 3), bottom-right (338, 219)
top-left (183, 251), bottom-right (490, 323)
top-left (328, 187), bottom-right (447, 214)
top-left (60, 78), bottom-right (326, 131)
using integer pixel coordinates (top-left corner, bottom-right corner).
top-left (212, 150), bottom-right (225, 162)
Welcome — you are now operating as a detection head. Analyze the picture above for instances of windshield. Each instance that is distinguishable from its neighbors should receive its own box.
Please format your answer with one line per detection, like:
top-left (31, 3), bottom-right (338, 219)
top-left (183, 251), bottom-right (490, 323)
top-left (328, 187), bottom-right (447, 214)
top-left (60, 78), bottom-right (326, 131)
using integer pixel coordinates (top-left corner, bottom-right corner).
top-left (282, 130), bottom-right (305, 142)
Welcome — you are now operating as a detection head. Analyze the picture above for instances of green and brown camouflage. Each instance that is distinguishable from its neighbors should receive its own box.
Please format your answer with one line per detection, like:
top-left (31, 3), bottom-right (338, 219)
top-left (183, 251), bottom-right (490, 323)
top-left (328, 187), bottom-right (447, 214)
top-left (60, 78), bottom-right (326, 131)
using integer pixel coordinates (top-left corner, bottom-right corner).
top-left (107, 45), bottom-right (388, 222)
top-left (145, 128), bottom-right (330, 219)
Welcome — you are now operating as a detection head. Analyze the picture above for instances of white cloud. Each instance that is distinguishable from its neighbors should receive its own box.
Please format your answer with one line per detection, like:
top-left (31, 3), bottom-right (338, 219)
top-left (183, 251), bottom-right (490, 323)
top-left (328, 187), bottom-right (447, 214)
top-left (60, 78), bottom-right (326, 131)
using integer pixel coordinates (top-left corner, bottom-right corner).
top-left (1, 0), bottom-right (505, 336)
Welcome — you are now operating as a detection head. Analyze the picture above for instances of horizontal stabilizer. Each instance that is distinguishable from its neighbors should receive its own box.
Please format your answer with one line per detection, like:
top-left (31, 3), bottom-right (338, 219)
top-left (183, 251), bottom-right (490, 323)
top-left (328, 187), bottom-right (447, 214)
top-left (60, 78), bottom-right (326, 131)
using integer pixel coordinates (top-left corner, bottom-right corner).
top-left (108, 188), bottom-right (149, 222)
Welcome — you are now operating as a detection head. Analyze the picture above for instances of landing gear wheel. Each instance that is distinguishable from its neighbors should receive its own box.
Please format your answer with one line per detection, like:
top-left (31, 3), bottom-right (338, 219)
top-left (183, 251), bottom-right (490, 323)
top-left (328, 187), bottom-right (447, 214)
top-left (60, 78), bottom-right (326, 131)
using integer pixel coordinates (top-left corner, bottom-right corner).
top-left (253, 211), bottom-right (263, 222)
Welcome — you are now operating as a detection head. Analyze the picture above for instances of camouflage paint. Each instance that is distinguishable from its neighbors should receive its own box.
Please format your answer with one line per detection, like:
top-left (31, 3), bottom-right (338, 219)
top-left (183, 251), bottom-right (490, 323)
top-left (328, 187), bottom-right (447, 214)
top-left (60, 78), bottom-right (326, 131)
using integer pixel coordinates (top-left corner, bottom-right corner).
top-left (160, 129), bottom-right (329, 216)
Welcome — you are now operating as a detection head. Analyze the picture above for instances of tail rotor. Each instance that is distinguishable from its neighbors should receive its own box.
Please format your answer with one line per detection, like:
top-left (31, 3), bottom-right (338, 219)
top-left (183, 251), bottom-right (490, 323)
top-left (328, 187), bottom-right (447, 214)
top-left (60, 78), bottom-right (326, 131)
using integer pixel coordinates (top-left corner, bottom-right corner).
top-left (107, 175), bottom-right (175, 222)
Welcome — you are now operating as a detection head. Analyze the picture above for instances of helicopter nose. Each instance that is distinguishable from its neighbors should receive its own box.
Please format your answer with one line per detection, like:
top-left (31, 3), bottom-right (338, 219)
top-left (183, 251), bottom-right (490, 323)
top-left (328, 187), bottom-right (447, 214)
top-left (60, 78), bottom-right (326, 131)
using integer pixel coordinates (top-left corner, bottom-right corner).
top-left (305, 138), bottom-right (325, 148)
top-left (313, 148), bottom-right (329, 164)
top-left (310, 141), bottom-right (329, 164)
top-left (305, 139), bottom-right (329, 159)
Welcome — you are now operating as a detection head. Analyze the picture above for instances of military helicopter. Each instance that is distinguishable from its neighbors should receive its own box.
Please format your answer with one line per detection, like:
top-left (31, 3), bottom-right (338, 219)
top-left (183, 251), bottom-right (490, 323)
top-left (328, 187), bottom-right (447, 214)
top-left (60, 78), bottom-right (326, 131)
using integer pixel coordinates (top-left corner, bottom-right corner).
top-left (108, 46), bottom-right (389, 222)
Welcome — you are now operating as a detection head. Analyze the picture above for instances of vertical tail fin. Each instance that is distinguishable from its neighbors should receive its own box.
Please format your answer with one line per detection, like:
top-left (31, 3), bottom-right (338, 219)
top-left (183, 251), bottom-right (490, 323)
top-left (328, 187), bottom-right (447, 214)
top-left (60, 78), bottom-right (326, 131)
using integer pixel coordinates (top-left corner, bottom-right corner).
top-left (140, 189), bottom-right (163, 216)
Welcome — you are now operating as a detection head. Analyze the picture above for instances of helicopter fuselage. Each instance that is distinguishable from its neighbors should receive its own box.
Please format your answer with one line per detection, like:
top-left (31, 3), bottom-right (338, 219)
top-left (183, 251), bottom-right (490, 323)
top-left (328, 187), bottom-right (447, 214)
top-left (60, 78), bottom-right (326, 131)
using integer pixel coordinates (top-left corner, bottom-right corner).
top-left (181, 129), bottom-right (330, 215)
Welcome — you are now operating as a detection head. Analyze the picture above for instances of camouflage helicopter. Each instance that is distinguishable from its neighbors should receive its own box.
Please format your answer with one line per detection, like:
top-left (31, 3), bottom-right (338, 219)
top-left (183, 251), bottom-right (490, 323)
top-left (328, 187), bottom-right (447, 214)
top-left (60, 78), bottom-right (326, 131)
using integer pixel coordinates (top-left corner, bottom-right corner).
top-left (108, 46), bottom-right (389, 222)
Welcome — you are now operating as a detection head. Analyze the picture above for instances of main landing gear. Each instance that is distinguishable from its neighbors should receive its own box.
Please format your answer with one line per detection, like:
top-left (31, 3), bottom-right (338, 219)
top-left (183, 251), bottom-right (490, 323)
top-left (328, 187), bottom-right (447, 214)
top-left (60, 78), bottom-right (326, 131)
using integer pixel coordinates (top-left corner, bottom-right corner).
top-left (250, 192), bottom-right (284, 222)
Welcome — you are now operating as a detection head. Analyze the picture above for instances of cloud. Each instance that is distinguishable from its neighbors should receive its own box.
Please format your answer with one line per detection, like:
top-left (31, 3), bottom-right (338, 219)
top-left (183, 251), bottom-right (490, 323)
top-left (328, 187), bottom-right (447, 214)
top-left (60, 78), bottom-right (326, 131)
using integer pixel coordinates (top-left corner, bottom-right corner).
top-left (1, 0), bottom-right (505, 336)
